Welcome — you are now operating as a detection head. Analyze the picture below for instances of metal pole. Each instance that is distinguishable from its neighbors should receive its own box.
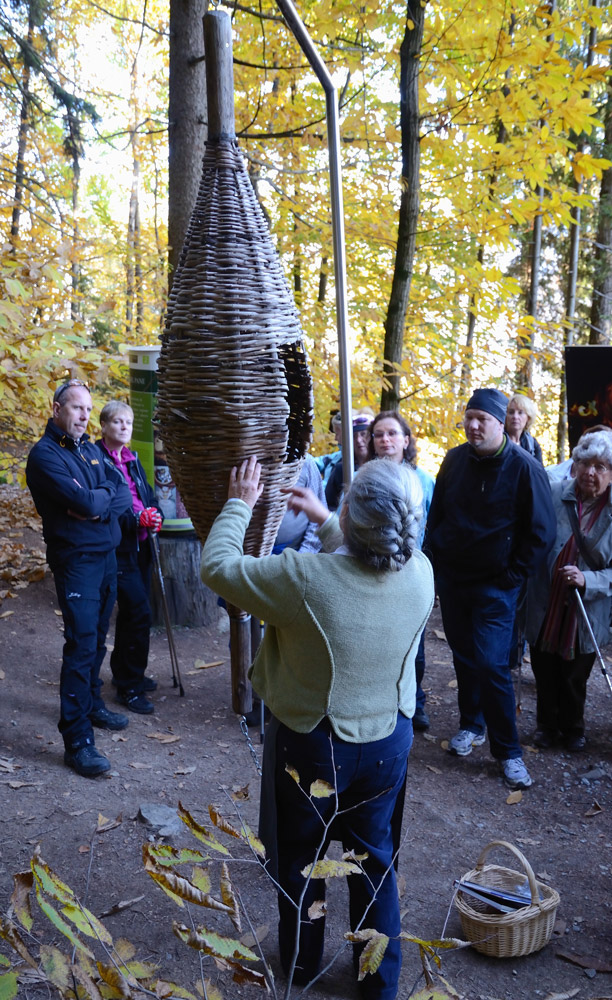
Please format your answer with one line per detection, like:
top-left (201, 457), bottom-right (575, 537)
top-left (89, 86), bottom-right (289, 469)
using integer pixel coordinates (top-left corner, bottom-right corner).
top-left (149, 531), bottom-right (185, 696)
top-left (274, 0), bottom-right (354, 492)
top-left (574, 589), bottom-right (612, 695)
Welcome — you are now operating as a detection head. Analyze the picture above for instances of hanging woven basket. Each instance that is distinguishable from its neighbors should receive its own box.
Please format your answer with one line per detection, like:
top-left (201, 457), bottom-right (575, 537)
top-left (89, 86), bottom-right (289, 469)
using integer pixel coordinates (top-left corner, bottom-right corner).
top-left (157, 53), bottom-right (313, 557)
top-left (154, 10), bottom-right (314, 713)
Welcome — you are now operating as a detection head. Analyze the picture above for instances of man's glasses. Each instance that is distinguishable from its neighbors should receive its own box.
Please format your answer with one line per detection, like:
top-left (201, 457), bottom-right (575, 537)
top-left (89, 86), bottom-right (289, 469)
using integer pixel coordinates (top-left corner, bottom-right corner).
top-left (53, 379), bottom-right (89, 403)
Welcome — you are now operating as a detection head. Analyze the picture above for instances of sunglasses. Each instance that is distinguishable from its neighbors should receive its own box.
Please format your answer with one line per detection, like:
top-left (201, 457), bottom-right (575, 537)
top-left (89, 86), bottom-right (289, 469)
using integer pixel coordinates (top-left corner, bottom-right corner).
top-left (53, 379), bottom-right (89, 403)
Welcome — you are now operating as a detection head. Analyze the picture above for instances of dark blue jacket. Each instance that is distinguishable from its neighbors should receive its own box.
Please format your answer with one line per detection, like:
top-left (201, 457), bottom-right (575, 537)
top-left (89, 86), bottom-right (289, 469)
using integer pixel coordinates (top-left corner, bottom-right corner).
top-left (95, 441), bottom-right (161, 554)
top-left (26, 420), bottom-right (132, 563)
top-left (426, 436), bottom-right (555, 588)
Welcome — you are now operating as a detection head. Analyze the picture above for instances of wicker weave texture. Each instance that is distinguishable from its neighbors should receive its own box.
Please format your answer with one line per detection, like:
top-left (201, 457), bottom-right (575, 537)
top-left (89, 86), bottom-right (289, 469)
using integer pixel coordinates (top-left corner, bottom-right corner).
top-left (454, 840), bottom-right (560, 958)
top-left (157, 138), bottom-right (314, 556)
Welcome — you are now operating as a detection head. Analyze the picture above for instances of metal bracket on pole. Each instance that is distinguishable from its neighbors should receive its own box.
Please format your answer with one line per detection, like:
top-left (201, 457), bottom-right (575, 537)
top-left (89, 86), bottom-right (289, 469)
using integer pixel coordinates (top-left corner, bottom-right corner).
top-left (274, 0), bottom-right (354, 492)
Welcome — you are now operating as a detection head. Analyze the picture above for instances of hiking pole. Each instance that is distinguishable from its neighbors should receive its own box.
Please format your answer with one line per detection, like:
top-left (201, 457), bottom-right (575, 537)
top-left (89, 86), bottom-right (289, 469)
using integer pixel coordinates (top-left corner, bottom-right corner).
top-left (574, 589), bottom-right (612, 695)
top-left (148, 530), bottom-right (185, 697)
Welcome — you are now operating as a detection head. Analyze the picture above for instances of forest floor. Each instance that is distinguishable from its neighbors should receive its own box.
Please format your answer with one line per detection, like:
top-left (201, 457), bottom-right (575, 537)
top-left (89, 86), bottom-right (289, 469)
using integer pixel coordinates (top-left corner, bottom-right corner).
top-left (1, 483), bottom-right (612, 1000)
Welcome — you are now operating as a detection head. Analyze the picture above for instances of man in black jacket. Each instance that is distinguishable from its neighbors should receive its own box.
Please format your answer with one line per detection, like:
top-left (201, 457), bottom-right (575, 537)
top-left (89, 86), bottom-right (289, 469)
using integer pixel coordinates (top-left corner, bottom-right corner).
top-left (26, 381), bottom-right (133, 777)
top-left (427, 387), bottom-right (555, 790)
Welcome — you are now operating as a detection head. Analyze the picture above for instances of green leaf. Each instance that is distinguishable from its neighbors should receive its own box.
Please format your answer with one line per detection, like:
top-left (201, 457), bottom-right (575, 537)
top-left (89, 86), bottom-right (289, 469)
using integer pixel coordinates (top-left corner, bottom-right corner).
top-left (0, 972), bottom-right (18, 1000)
top-left (173, 922), bottom-right (258, 962)
top-left (176, 803), bottom-right (229, 855)
top-left (39, 945), bottom-right (73, 993)
top-left (35, 889), bottom-right (94, 960)
top-left (191, 866), bottom-right (212, 894)
top-left (32, 856), bottom-right (75, 906)
top-left (60, 903), bottom-right (113, 945)
top-left (147, 845), bottom-right (208, 868)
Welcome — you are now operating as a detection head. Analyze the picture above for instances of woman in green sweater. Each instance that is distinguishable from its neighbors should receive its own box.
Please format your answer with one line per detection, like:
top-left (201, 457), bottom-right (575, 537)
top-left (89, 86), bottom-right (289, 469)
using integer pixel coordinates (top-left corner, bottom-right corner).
top-left (201, 456), bottom-right (434, 1000)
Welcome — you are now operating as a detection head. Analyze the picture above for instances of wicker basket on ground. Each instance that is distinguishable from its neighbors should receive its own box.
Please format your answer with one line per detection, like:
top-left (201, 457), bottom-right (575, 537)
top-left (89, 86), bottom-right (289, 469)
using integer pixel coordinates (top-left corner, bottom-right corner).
top-left (454, 840), bottom-right (560, 958)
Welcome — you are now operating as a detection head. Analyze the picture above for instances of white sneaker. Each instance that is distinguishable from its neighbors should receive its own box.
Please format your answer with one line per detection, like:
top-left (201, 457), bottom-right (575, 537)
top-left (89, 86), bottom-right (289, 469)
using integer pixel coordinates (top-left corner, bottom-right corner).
top-left (448, 729), bottom-right (486, 756)
top-left (501, 757), bottom-right (533, 790)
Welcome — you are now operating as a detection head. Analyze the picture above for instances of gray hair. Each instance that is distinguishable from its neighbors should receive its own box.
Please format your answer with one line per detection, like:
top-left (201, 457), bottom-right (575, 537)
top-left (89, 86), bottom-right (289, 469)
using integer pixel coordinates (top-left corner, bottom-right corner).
top-left (100, 399), bottom-right (133, 425)
top-left (572, 429), bottom-right (612, 468)
top-left (343, 459), bottom-right (423, 571)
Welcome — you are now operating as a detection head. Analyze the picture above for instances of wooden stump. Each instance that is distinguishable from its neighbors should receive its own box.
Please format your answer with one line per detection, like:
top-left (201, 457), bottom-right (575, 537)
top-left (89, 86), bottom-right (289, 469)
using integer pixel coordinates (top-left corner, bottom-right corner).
top-left (150, 532), bottom-right (219, 627)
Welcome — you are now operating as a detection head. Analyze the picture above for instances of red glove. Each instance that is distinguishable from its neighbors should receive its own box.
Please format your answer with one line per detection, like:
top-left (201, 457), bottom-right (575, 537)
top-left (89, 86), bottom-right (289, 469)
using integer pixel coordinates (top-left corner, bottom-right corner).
top-left (139, 507), bottom-right (162, 532)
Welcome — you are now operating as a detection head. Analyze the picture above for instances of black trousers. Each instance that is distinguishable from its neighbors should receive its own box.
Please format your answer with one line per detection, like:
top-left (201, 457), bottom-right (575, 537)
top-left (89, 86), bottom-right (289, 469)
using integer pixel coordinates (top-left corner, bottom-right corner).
top-left (110, 544), bottom-right (152, 695)
top-left (530, 645), bottom-right (595, 737)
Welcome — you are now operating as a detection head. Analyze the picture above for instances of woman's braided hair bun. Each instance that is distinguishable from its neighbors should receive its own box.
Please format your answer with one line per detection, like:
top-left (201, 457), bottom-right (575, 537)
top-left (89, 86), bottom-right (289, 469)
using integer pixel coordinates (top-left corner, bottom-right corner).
top-left (343, 459), bottom-right (423, 571)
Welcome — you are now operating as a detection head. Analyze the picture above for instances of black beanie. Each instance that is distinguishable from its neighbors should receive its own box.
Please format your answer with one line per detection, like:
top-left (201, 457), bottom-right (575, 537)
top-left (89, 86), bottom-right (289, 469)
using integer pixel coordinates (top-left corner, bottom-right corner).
top-left (465, 388), bottom-right (508, 424)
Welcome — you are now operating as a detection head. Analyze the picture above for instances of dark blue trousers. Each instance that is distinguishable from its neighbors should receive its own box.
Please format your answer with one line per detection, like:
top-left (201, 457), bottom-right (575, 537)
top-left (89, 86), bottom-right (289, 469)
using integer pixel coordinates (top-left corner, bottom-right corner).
top-left (437, 577), bottom-right (522, 760)
top-left (274, 715), bottom-right (413, 1000)
top-left (110, 545), bottom-right (152, 695)
top-left (50, 550), bottom-right (117, 749)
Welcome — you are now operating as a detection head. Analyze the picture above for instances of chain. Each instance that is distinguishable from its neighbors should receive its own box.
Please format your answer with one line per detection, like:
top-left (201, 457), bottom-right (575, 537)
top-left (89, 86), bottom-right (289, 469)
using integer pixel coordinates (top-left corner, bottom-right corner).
top-left (239, 715), bottom-right (263, 776)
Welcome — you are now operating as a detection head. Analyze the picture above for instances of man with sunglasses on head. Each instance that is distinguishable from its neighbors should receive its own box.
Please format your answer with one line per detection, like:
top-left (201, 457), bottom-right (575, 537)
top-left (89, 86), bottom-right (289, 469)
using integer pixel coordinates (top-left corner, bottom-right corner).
top-left (26, 380), bottom-right (133, 777)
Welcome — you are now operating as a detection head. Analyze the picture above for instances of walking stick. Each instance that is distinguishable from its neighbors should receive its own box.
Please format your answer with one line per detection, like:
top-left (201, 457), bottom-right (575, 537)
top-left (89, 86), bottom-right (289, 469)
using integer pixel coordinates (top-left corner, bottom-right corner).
top-left (148, 530), bottom-right (185, 696)
top-left (574, 589), bottom-right (612, 695)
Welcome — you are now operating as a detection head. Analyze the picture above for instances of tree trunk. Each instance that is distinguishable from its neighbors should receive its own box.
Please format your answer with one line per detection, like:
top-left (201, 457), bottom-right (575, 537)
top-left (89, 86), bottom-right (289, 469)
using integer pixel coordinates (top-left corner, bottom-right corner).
top-left (557, 14), bottom-right (598, 460)
top-left (168, 0), bottom-right (208, 290)
top-left (589, 49), bottom-right (612, 345)
top-left (10, 5), bottom-right (35, 244)
top-left (381, 1), bottom-right (425, 412)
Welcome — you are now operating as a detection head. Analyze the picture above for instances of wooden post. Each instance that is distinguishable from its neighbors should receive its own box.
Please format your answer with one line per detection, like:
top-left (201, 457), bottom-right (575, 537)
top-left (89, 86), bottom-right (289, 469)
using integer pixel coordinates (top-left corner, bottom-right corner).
top-left (228, 604), bottom-right (252, 714)
top-left (203, 10), bottom-right (235, 141)
top-left (150, 532), bottom-right (219, 627)
top-left (204, 11), bottom-right (251, 716)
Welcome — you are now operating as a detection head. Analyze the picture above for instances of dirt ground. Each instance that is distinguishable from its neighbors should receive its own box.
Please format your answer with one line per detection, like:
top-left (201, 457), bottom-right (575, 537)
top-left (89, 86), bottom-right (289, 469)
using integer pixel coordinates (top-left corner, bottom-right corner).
top-left (1, 484), bottom-right (612, 1000)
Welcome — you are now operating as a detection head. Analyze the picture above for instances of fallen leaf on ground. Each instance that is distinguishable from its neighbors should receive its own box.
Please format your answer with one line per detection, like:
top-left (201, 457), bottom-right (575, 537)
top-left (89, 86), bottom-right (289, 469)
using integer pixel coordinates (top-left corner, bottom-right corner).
top-left (193, 659), bottom-right (225, 670)
top-left (240, 923), bottom-right (270, 948)
top-left (543, 990), bottom-right (580, 1000)
top-left (54, 610), bottom-right (62, 616)
top-left (146, 732), bottom-right (180, 744)
top-left (231, 784), bottom-right (250, 800)
top-left (584, 801), bottom-right (603, 817)
top-left (97, 813), bottom-right (122, 833)
top-left (516, 837), bottom-right (540, 846)
top-left (440, 740), bottom-right (450, 750)
top-left (111, 735), bottom-right (128, 742)
top-left (537, 870), bottom-right (553, 881)
top-left (174, 766), bottom-right (196, 775)
top-left (422, 732), bottom-right (437, 743)
top-left (0, 610), bottom-right (14, 618)
top-left (0, 758), bottom-right (16, 772)
top-left (0, 669), bottom-right (5, 679)
top-left (98, 895), bottom-right (145, 918)
top-left (447, 678), bottom-right (458, 688)
top-left (426, 764), bottom-right (442, 774)
top-left (8, 780), bottom-right (41, 789)
top-left (78, 845), bottom-right (90, 853)
top-left (506, 790), bottom-right (522, 804)
top-left (129, 762), bottom-right (152, 769)
top-left (433, 629), bottom-right (447, 641)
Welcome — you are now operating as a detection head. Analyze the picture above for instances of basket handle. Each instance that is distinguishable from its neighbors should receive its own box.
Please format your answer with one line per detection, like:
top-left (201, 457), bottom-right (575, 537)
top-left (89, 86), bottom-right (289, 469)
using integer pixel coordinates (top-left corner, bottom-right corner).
top-left (473, 839), bottom-right (544, 911)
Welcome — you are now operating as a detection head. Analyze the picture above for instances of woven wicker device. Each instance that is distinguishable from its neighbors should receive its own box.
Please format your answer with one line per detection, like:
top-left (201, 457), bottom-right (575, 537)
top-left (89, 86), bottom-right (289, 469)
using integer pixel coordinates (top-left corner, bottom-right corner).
top-left (157, 11), bottom-right (313, 711)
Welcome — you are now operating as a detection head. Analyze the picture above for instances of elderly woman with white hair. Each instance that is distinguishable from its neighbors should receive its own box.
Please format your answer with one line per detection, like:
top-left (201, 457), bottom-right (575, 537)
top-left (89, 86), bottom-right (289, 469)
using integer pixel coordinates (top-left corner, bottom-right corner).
top-left (201, 456), bottom-right (433, 1000)
top-left (526, 429), bottom-right (612, 751)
